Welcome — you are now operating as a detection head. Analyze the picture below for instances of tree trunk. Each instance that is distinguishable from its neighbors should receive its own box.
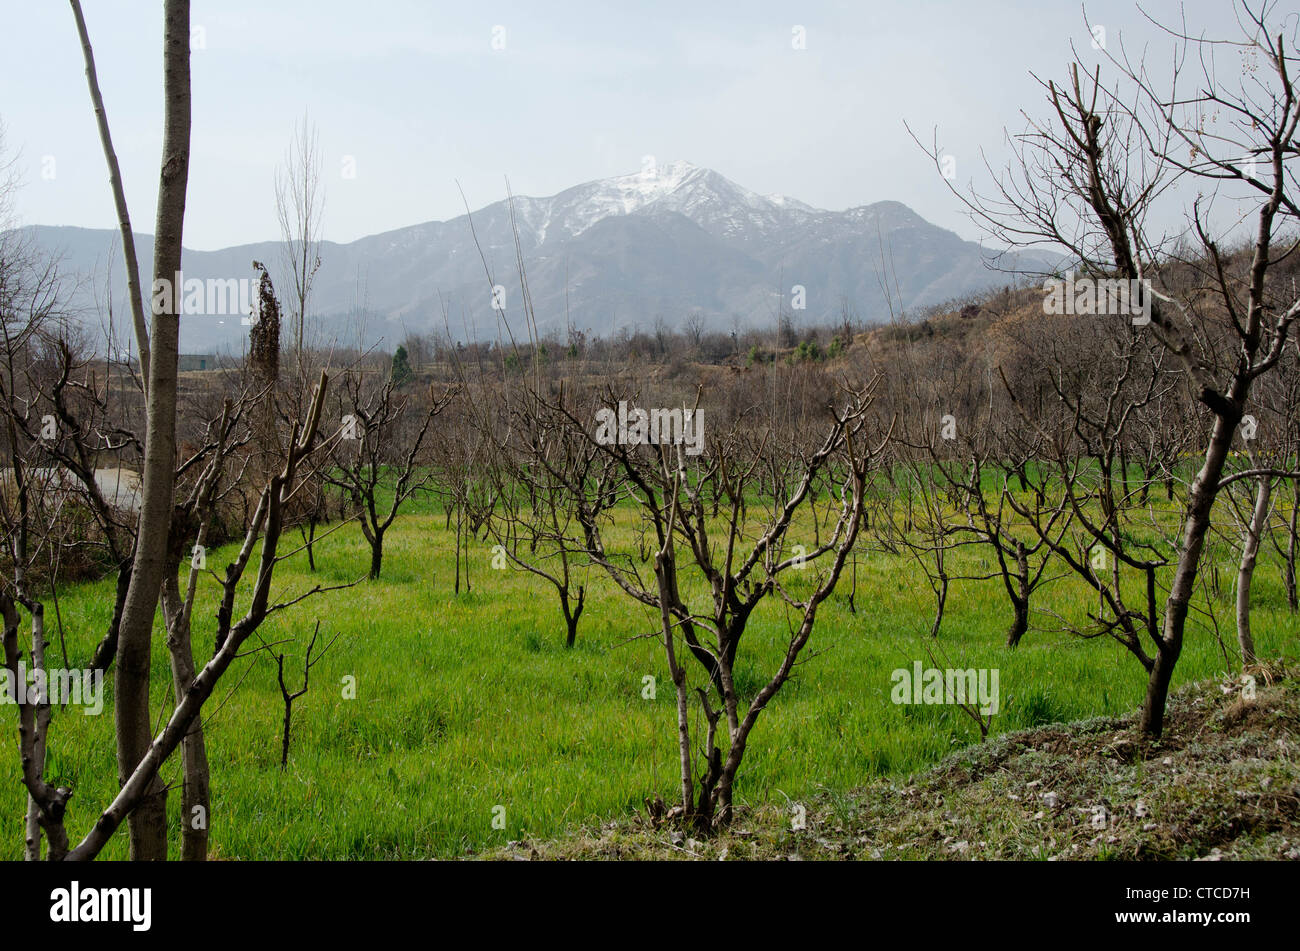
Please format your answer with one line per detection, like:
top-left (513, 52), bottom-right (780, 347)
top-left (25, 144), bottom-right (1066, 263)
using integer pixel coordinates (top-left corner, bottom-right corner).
top-left (161, 572), bottom-right (210, 861)
top-left (90, 559), bottom-right (133, 673)
top-left (369, 530), bottom-right (383, 580)
top-left (112, 0), bottom-right (191, 860)
top-left (654, 549), bottom-right (694, 817)
top-left (1005, 540), bottom-right (1031, 648)
top-left (1235, 475), bottom-right (1271, 668)
top-left (1140, 643), bottom-right (1178, 738)
top-left (929, 572), bottom-right (948, 638)
top-left (847, 553), bottom-right (857, 614)
top-left (1285, 481), bottom-right (1298, 612)
top-left (281, 700), bottom-right (294, 769)
top-left (1141, 412), bottom-right (1237, 737)
top-left (24, 605), bottom-right (49, 860)
top-left (305, 516), bottom-right (318, 572)
top-left (561, 587), bottom-right (583, 648)
top-left (1006, 596), bottom-right (1029, 648)
top-left (454, 504), bottom-right (461, 593)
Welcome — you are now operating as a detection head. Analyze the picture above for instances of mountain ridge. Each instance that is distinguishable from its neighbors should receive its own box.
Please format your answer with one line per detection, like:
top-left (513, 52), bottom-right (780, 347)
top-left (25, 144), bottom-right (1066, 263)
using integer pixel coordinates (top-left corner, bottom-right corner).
top-left (17, 162), bottom-right (1056, 353)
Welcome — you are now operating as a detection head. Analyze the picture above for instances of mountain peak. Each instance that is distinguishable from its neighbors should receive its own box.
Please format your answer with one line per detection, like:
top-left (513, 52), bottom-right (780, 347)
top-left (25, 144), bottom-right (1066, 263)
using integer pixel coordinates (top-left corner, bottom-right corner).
top-left (646, 158), bottom-right (702, 180)
top-left (595, 159), bottom-right (707, 207)
top-left (529, 161), bottom-right (819, 244)
top-left (486, 162), bottom-right (826, 246)
top-left (22, 162), bottom-right (1057, 355)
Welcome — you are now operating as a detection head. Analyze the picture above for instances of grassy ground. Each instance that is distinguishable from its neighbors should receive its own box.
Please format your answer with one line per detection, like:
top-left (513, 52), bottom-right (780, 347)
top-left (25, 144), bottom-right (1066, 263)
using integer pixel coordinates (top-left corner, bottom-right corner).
top-left (502, 668), bottom-right (1300, 860)
top-left (2, 488), bottom-right (1296, 859)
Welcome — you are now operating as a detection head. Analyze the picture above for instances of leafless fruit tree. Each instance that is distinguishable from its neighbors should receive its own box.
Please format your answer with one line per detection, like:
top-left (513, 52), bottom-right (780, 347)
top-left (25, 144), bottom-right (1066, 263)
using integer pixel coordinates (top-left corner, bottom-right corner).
top-left (327, 371), bottom-right (458, 580)
top-left (920, 2), bottom-right (1300, 735)
top-left (547, 374), bottom-right (887, 829)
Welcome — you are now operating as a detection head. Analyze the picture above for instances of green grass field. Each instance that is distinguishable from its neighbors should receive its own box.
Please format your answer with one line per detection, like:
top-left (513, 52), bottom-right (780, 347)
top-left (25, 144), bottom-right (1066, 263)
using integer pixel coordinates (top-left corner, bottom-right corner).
top-left (2, 485), bottom-right (1296, 859)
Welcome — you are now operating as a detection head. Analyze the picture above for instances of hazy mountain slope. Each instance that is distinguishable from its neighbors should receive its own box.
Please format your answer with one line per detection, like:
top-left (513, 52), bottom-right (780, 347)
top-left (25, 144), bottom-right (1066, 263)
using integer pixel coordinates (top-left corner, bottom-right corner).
top-left (19, 162), bottom-right (1055, 353)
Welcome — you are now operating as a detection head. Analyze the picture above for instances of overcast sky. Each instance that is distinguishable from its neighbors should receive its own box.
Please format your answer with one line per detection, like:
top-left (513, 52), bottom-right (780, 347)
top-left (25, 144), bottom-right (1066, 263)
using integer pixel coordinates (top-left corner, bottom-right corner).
top-left (0, 0), bottom-right (1259, 251)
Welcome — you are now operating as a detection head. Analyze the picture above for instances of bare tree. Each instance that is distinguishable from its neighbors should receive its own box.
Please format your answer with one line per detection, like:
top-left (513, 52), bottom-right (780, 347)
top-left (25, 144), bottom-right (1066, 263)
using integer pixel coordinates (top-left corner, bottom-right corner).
top-left (40, 0), bottom-right (355, 862)
top-left (63, 372), bottom-right (338, 860)
top-left (274, 620), bottom-right (339, 769)
top-left (471, 379), bottom-right (615, 646)
top-left (548, 376), bottom-right (886, 828)
top-left (328, 372), bottom-right (457, 579)
top-left (275, 112), bottom-right (324, 366)
top-left (101, 0), bottom-right (191, 859)
top-left (918, 3), bottom-right (1300, 736)
top-left (682, 312), bottom-right (706, 352)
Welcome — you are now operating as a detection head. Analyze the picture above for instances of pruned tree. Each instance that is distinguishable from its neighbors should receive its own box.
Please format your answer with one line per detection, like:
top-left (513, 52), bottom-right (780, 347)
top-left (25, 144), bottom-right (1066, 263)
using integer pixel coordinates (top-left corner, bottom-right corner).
top-left (328, 371), bottom-right (457, 579)
top-left (273, 619), bottom-right (339, 769)
top-left (471, 378), bottom-right (615, 647)
top-left (547, 376), bottom-right (886, 828)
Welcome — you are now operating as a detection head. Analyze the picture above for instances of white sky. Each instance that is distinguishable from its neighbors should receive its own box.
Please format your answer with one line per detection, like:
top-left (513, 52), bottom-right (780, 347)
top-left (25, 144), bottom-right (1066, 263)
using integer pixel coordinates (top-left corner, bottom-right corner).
top-left (0, 0), bottom-right (1263, 250)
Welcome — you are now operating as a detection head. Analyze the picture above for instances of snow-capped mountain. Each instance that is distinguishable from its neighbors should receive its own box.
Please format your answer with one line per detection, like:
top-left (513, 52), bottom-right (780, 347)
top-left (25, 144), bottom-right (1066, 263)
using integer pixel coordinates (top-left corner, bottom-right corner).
top-left (490, 161), bottom-right (820, 248)
top-left (21, 162), bottom-right (1056, 353)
